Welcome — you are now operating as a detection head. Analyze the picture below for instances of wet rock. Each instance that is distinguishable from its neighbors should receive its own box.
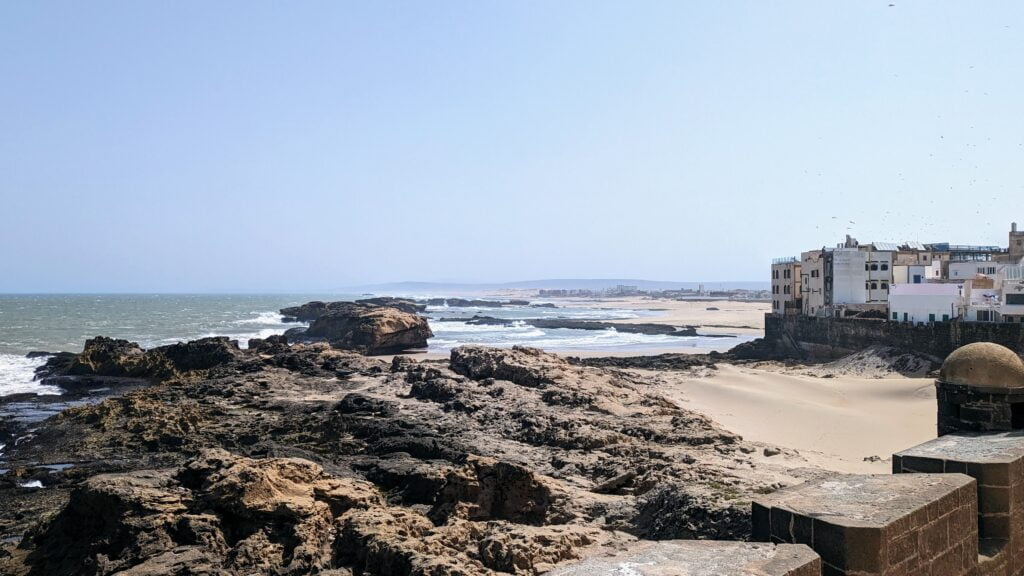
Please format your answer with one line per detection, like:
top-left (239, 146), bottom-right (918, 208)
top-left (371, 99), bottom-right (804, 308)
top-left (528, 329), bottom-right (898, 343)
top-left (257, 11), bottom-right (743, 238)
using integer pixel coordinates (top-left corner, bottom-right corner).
top-left (354, 298), bottom-right (426, 315)
top-left (247, 334), bottom-right (289, 354)
top-left (297, 307), bottom-right (433, 355)
top-left (154, 338), bottom-right (242, 374)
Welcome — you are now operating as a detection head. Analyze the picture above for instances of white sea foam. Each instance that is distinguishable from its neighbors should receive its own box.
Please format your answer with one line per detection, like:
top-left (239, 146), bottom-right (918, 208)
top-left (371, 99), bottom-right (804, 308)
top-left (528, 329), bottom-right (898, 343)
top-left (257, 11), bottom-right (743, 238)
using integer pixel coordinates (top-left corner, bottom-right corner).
top-left (0, 354), bottom-right (60, 397)
top-left (427, 321), bottom-right (748, 353)
top-left (19, 480), bottom-right (43, 489)
top-left (233, 311), bottom-right (287, 325)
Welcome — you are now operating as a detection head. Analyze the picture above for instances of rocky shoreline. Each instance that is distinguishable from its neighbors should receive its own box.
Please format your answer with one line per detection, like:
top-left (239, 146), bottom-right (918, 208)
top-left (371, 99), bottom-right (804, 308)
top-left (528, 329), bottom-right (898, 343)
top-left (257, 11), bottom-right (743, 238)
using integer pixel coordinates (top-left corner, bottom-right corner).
top-left (435, 315), bottom-right (739, 338)
top-left (0, 301), bottom-right (809, 576)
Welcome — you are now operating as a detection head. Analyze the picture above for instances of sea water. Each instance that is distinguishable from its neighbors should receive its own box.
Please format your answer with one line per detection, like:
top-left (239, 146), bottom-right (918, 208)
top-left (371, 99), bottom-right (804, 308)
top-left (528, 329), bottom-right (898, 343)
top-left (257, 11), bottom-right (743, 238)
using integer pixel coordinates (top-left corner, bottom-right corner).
top-left (0, 294), bottom-right (752, 397)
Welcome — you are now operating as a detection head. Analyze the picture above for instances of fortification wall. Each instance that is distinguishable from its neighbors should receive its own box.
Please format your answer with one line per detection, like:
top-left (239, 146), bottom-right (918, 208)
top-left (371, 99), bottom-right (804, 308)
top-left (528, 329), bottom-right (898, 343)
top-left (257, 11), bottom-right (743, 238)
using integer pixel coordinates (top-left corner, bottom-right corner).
top-left (764, 314), bottom-right (1024, 359)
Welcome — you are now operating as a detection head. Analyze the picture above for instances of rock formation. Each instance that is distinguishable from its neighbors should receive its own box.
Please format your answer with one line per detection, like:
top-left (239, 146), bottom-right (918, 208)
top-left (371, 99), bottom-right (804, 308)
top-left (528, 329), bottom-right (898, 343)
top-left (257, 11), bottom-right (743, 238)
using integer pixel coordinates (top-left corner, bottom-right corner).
top-left (289, 306), bottom-right (433, 355)
top-left (1, 341), bottom-right (803, 576)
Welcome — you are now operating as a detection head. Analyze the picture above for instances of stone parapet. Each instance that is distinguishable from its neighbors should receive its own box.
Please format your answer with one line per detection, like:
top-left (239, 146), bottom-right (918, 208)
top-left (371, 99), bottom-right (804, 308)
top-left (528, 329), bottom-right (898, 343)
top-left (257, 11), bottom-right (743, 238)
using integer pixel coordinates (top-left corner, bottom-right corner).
top-left (895, 431), bottom-right (1024, 575)
top-left (752, 474), bottom-right (977, 575)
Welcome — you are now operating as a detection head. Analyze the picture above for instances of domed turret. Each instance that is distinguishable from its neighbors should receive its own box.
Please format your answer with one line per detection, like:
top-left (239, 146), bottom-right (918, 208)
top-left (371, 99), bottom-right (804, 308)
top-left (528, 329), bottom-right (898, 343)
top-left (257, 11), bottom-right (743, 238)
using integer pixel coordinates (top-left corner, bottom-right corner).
top-left (936, 343), bottom-right (1024, 435)
top-left (939, 342), bottom-right (1024, 389)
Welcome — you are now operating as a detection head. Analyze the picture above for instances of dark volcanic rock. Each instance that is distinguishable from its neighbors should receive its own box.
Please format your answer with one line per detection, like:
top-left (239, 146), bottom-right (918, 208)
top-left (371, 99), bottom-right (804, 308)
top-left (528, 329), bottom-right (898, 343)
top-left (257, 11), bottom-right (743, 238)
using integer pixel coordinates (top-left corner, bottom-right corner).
top-left (299, 307), bottom-right (433, 355)
top-left (153, 337), bottom-right (242, 374)
top-left (426, 298), bottom-right (509, 308)
top-left (247, 334), bottom-right (289, 354)
top-left (355, 297), bottom-right (426, 314)
top-left (65, 337), bottom-right (151, 378)
top-left (40, 336), bottom-right (243, 383)
top-left (451, 316), bottom-right (699, 336)
top-left (279, 300), bottom-right (358, 322)
top-left (280, 298), bottom-right (426, 322)
top-left (570, 353), bottom-right (717, 371)
top-left (1, 343), bottom-right (797, 576)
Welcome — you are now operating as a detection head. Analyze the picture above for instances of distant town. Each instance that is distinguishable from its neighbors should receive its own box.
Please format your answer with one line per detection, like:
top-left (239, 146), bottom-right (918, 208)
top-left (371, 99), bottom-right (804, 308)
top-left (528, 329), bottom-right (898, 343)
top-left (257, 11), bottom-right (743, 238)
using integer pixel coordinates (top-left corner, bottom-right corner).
top-left (538, 284), bottom-right (771, 301)
top-left (771, 222), bottom-right (1024, 324)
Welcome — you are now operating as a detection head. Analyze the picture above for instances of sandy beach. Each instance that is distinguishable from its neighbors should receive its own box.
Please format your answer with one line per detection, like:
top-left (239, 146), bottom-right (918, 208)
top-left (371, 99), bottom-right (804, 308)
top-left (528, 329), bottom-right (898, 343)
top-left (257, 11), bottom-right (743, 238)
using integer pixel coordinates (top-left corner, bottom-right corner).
top-left (652, 364), bottom-right (937, 474)
top-left (552, 297), bottom-right (769, 336)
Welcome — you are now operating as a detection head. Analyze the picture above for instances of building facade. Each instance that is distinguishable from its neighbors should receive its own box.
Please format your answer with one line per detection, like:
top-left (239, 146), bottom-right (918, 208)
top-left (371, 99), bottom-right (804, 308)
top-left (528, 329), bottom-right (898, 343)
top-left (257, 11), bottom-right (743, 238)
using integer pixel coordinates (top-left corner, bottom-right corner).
top-left (770, 257), bottom-right (802, 315)
top-left (800, 249), bottom-right (825, 317)
top-left (888, 283), bottom-right (962, 324)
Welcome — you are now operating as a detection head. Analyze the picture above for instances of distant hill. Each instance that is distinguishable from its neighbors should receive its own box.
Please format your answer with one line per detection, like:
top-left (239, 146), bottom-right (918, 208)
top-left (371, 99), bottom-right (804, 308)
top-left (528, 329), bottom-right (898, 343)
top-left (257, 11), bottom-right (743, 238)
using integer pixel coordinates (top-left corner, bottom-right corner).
top-left (344, 279), bottom-right (768, 295)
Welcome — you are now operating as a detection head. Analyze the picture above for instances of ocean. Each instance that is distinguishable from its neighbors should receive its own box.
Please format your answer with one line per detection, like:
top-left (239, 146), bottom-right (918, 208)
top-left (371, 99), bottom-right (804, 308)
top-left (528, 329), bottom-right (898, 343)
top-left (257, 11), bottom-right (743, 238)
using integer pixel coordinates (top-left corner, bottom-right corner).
top-left (0, 294), bottom-right (752, 397)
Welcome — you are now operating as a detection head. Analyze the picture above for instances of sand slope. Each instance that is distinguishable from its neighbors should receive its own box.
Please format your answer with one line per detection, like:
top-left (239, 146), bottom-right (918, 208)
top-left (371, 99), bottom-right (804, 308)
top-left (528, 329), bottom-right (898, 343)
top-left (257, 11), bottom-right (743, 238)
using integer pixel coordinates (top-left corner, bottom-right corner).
top-left (660, 364), bottom-right (937, 473)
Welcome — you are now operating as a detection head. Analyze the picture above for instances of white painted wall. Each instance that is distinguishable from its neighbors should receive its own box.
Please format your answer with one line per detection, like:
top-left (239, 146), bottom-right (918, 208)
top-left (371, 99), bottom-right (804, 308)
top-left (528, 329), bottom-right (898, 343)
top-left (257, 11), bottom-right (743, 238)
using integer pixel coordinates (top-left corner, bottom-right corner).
top-left (888, 284), bottom-right (962, 324)
top-left (832, 248), bottom-right (868, 305)
top-left (949, 261), bottom-right (1001, 280)
top-left (964, 288), bottom-right (1000, 322)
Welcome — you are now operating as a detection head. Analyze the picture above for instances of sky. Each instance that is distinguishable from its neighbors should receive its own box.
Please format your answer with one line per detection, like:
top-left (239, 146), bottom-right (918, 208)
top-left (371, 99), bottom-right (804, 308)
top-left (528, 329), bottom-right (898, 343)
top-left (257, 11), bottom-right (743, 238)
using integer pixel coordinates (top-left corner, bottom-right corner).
top-left (2, 1), bottom-right (1024, 292)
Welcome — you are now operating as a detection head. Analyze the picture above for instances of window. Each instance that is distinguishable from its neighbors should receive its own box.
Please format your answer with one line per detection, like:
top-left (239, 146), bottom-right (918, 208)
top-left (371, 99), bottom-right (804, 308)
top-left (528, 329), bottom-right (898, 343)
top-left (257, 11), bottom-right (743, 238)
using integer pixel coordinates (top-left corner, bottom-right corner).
top-left (881, 263), bottom-right (889, 270)
top-left (929, 314), bottom-right (936, 322)
top-left (892, 312), bottom-right (898, 320)
top-left (881, 282), bottom-right (889, 289)
top-left (903, 313), bottom-right (908, 321)
top-left (942, 314), bottom-right (949, 321)
top-left (865, 282), bottom-right (870, 289)
top-left (870, 263), bottom-right (879, 271)
top-left (978, 310), bottom-right (994, 322)
top-left (871, 282), bottom-right (878, 290)
top-left (1008, 294), bottom-right (1024, 305)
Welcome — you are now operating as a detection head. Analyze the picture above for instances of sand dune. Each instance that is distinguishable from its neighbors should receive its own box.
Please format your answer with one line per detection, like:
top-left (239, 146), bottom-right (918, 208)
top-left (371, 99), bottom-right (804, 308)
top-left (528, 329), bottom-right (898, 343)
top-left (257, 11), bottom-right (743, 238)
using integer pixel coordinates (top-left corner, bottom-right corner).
top-left (660, 364), bottom-right (937, 473)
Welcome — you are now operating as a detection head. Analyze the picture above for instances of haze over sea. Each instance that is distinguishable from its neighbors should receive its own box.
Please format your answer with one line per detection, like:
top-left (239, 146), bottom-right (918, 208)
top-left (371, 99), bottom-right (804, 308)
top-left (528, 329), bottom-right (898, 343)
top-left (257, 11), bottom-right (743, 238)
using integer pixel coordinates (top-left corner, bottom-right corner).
top-left (0, 294), bottom-right (751, 397)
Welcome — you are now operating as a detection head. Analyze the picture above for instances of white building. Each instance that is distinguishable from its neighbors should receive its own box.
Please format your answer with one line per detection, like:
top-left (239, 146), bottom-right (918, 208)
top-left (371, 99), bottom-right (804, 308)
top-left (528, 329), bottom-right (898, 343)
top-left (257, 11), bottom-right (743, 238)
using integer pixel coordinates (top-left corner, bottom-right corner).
top-left (949, 260), bottom-right (1001, 281)
top-left (888, 284), bottom-right (962, 324)
top-left (963, 279), bottom-right (1001, 322)
top-left (999, 265), bottom-right (1024, 323)
top-left (862, 249), bottom-right (894, 303)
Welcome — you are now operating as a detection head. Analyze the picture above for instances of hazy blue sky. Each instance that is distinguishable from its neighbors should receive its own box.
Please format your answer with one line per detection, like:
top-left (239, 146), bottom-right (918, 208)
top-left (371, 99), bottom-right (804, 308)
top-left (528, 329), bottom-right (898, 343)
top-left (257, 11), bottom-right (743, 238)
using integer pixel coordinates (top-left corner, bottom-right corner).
top-left (2, 2), bottom-right (1023, 292)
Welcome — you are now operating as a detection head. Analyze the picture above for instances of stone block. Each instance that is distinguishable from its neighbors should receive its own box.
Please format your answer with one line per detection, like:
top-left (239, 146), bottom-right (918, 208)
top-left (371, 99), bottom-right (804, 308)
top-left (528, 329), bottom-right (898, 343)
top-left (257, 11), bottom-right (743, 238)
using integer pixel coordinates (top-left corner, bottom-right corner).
top-left (753, 473), bottom-right (976, 575)
top-left (895, 431), bottom-right (1024, 575)
top-left (544, 540), bottom-right (821, 576)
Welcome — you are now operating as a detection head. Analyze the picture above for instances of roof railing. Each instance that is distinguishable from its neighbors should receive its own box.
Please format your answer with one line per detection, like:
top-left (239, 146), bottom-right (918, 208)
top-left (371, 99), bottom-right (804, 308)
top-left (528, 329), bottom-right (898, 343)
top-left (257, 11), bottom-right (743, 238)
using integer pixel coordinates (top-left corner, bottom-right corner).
top-left (772, 256), bottom-right (798, 265)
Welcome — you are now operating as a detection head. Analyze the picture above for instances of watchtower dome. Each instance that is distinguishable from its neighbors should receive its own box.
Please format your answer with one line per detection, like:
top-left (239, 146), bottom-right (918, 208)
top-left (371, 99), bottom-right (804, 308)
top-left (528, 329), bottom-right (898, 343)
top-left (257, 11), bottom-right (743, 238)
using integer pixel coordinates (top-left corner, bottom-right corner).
top-left (936, 342), bottom-right (1024, 435)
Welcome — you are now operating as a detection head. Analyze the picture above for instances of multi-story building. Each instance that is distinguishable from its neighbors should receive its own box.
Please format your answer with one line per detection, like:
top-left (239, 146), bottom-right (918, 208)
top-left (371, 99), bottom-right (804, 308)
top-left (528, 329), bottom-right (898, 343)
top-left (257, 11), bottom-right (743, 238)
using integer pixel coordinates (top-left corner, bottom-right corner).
top-left (861, 244), bottom-right (894, 302)
top-left (800, 249), bottom-right (825, 316)
top-left (774, 222), bottom-right (1023, 321)
top-left (770, 257), bottom-right (801, 315)
top-left (999, 265), bottom-right (1024, 323)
